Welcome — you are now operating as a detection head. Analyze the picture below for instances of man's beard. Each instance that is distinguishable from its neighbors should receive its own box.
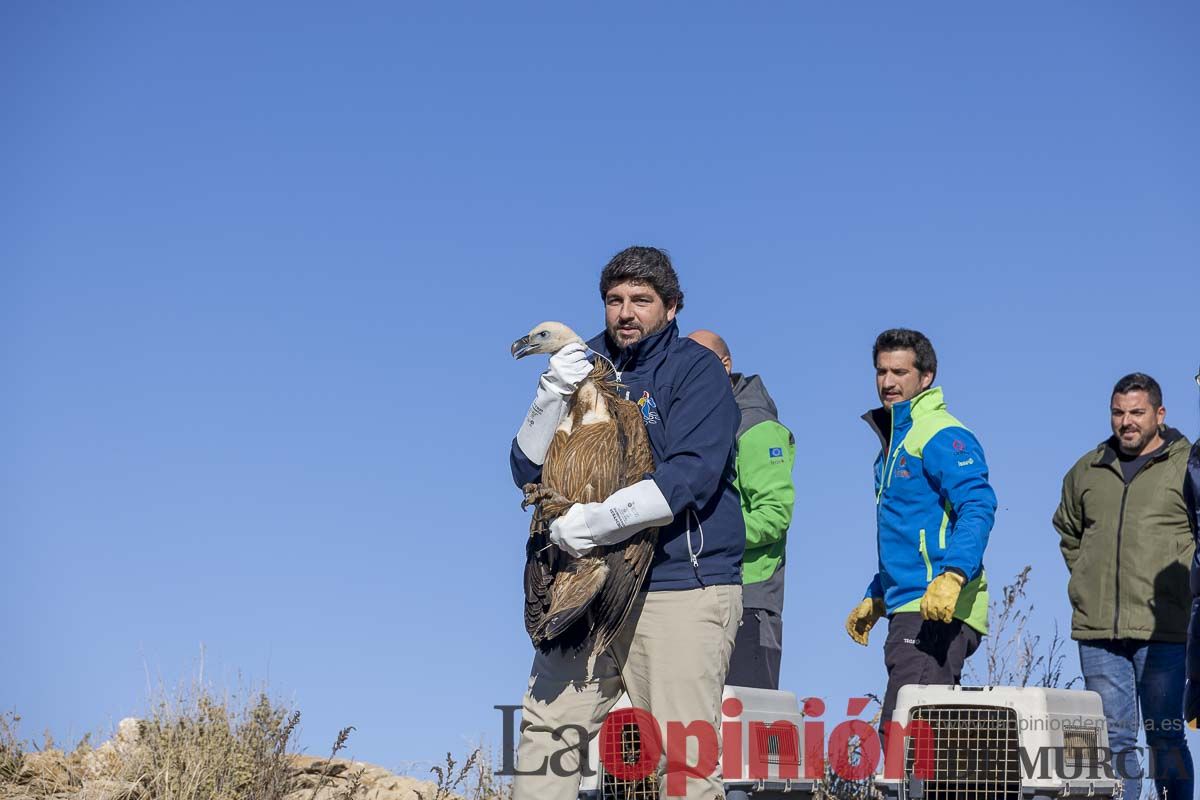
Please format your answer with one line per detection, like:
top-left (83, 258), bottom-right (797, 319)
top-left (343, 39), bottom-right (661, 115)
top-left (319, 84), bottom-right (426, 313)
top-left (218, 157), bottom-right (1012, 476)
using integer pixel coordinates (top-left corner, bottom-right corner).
top-left (1117, 426), bottom-right (1155, 454)
top-left (1123, 429), bottom-right (1152, 453)
top-left (608, 316), bottom-right (668, 348)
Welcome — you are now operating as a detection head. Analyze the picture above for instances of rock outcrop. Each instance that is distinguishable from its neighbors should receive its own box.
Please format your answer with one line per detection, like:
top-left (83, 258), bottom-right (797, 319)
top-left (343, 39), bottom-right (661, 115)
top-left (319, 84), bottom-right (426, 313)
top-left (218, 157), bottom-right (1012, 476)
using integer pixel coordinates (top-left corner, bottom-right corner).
top-left (290, 755), bottom-right (444, 800)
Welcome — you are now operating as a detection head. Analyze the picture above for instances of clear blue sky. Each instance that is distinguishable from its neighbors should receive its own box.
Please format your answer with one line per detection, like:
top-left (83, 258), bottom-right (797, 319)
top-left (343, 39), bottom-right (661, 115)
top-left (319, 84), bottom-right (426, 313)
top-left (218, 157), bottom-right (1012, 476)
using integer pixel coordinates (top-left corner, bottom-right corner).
top-left (3, 0), bottom-right (1198, 778)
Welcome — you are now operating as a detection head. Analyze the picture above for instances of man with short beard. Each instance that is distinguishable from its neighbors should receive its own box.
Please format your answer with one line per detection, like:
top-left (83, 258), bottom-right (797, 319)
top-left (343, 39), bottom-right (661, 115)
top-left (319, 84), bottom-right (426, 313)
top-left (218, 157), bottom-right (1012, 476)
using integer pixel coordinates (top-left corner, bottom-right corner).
top-left (1053, 373), bottom-right (1194, 800)
top-left (508, 246), bottom-right (744, 800)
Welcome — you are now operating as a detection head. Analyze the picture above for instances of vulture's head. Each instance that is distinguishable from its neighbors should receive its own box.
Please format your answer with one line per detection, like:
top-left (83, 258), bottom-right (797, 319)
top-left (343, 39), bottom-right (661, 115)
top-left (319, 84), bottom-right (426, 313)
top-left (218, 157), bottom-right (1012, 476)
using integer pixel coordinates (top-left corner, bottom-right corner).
top-left (511, 321), bottom-right (585, 359)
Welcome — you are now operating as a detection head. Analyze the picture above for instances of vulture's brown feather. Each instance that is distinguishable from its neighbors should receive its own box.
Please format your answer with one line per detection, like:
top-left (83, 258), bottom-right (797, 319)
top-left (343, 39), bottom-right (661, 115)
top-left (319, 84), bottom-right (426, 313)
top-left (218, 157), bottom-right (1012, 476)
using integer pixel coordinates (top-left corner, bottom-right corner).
top-left (521, 351), bottom-right (660, 656)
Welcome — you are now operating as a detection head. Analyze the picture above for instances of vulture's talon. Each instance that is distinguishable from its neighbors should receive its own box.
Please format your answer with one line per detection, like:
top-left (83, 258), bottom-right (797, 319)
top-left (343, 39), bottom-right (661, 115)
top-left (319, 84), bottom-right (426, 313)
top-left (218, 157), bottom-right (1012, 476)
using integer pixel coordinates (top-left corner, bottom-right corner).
top-left (521, 483), bottom-right (573, 519)
top-left (521, 483), bottom-right (548, 511)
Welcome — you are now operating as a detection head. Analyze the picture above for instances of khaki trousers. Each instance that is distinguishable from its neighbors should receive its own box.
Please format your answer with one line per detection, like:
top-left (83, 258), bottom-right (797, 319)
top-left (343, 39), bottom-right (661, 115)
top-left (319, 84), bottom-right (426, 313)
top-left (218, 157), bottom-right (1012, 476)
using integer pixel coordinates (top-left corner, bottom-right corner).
top-left (513, 584), bottom-right (742, 800)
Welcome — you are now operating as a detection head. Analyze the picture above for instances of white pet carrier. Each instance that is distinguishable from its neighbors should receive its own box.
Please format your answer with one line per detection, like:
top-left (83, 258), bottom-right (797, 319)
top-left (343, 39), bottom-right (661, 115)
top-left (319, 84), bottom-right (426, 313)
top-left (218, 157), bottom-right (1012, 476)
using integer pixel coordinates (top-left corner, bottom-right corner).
top-left (874, 685), bottom-right (1119, 800)
top-left (578, 686), bottom-right (816, 800)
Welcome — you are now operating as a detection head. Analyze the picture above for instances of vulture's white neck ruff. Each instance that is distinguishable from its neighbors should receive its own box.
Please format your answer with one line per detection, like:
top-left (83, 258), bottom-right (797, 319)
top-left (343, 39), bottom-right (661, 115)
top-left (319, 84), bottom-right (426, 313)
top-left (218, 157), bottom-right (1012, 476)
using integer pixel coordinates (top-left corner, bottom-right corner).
top-left (557, 377), bottom-right (611, 436)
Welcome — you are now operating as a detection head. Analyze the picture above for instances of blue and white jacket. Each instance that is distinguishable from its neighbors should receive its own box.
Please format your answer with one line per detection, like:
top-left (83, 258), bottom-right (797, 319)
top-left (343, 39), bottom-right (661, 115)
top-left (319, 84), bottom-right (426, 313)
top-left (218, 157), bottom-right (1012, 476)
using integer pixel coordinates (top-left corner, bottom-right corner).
top-left (862, 387), bottom-right (996, 632)
top-left (510, 319), bottom-right (744, 591)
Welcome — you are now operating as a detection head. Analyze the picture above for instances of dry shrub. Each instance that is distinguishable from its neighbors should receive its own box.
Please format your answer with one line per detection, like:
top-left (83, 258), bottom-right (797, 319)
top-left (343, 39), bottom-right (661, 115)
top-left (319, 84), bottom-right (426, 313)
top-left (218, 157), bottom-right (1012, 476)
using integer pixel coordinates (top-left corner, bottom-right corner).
top-left (0, 687), bottom-right (305, 800)
top-left (0, 712), bottom-right (23, 781)
top-left (300, 724), bottom-right (355, 800)
top-left (965, 565), bottom-right (1081, 689)
top-left (124, 688), bottom-right (301, 800)
top-left (464, 745), bottom-right (511, 800)
top-left (416, 748), bottom-right (510, 800)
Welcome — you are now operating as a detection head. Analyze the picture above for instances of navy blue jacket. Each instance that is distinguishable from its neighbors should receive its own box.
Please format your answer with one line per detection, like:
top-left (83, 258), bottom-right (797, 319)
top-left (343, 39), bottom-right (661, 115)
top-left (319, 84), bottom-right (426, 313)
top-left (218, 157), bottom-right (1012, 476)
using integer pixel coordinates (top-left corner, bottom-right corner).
top-left (510, 319), bottom-right (745, 591)
top-left (1185, 441), bottom-right (1200, 720)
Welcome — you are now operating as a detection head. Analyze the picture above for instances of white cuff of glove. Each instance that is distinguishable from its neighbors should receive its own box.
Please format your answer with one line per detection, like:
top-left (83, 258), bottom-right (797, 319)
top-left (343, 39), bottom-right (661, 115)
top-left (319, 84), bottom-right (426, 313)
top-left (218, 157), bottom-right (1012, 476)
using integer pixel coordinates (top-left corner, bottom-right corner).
top-left (515, 380), bottom-right (568, 466)
top-left (550, 479), bottom-right (674, 558)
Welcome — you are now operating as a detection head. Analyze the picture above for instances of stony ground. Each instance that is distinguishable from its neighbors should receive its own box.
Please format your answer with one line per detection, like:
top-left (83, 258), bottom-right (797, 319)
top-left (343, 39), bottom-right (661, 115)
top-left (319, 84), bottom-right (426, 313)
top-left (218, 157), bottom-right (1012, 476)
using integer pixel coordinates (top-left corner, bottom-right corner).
top-left (1, 723), bottom-right (443, 800)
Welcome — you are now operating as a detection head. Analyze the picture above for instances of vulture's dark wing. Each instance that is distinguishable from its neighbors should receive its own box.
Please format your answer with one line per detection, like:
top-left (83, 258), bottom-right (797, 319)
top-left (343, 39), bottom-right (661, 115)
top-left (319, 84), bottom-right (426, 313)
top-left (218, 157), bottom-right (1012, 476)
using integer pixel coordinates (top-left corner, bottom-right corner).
top-left (586, 394), bottom-right (660, 655)
top-left (536, 557), bottom-right (609, 644)
top-left (534, 420), bottom-right (624, 647)
top-left (523, 428), bottom-right (574, 642)
top-left (523, 517), bottom-right (554, 642)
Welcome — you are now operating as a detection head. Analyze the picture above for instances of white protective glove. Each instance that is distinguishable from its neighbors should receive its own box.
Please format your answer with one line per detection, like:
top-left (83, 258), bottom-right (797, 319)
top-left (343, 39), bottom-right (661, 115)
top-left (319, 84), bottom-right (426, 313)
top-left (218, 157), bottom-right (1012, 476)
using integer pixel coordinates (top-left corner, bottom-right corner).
top-left (543, 342), bottom-right (592, 394)
top-left (515, 342), bottom-right (592, 464)
top-left (550, 479), bottom-right (674, 558)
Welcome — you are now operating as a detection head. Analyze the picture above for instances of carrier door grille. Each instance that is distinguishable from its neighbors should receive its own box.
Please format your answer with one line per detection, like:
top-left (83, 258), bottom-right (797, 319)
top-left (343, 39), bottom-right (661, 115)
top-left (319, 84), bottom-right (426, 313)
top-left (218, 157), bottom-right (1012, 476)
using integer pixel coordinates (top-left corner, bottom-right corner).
top-left (904, 704), bottom-right (1021, 800)
top-left (1063, 726), bottom-right (1098, 766)
top-left (755, 723), bottom-right (801, 768)
top-left (598, 721), bottom-right (658, 800)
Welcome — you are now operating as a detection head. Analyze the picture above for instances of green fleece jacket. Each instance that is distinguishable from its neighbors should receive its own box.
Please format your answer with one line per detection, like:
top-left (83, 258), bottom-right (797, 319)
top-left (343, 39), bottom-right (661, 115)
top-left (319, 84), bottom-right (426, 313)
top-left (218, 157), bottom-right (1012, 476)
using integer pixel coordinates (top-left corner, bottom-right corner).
top-left (1052, 427), bottom-right (1194, 642)
top-left (731, 374), bottom-right (796, 609)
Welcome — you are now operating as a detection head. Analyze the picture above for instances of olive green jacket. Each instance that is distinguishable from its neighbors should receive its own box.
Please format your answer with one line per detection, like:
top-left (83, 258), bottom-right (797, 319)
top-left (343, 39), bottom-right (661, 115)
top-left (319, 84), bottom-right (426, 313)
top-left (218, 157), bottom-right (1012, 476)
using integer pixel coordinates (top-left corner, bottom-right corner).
top-left (1052, 427), bottom-right (1194, 642)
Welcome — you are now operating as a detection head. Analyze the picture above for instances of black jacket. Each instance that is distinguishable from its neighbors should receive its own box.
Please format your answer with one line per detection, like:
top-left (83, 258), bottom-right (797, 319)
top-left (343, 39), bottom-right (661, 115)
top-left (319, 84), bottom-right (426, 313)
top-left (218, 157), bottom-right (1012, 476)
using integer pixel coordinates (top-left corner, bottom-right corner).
top-left (1183, 441), bottom-right (1200, 720)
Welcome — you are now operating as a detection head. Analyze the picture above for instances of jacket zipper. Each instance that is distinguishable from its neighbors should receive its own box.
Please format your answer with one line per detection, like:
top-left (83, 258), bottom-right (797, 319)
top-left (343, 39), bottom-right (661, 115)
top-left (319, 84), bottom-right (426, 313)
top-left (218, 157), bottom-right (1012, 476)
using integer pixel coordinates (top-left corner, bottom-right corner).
top-left (939, 501), bottom-right (950, 549)
top-left (615, 352), bottom-right (633, 400)
top-left (876, 411), bottom-right (897, 506)
top-left (1109, 448), bottom-right (1169, 635)
top-left (881, 446), bottom-right (902, 493)
top-left (1112, 483), bottom-right (1129, 636)
top-left (919, 529), bottom-right (933, 582)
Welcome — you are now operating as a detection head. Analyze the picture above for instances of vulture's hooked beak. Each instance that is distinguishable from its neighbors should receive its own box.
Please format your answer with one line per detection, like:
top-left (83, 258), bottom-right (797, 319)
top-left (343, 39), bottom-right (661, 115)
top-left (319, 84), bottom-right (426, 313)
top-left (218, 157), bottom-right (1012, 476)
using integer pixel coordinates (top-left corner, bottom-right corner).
top-left (511, 336), bottom-right (536, 359)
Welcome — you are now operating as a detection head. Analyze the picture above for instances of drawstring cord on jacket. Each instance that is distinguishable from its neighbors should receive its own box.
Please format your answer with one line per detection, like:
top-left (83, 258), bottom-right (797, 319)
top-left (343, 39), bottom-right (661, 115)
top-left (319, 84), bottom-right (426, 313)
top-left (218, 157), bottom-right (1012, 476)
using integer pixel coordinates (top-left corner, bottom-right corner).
top-left (685, 508), bottom-right (706, 586)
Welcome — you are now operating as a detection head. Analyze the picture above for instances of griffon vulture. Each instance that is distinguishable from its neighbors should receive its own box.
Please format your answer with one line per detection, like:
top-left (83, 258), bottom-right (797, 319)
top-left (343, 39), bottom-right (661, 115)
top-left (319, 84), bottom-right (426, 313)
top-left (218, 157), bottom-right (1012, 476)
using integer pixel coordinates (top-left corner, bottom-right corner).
top-left (511, 321), bottom-right (659, 655)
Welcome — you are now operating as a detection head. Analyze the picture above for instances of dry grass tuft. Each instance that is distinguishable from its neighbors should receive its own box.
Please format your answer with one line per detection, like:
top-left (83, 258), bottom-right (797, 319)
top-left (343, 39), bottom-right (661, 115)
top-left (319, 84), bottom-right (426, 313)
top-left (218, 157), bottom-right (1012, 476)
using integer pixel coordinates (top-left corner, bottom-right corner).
top-left (126, 688), bottom-right (301, 800)
top-left (0, 685), bottom-right (312, 800)
top-left (419, 751), bottom-right (476, 800)
top-left (462, 745), bottom-right (511, 800)
top-left (302, 725), bottom-right (355, 800)
top-left (416, 748), bottom-right (510, 800)
top-left (0, 712), bottom-right (23, 782)
top-left (965, 565), bottom-right (1080, 689)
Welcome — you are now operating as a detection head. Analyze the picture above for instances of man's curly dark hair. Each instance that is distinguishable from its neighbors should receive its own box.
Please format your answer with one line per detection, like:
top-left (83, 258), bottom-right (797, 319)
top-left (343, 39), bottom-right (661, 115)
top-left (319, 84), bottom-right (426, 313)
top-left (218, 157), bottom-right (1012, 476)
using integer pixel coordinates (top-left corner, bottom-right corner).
top-left (599, 246), bottom-right (685, 312)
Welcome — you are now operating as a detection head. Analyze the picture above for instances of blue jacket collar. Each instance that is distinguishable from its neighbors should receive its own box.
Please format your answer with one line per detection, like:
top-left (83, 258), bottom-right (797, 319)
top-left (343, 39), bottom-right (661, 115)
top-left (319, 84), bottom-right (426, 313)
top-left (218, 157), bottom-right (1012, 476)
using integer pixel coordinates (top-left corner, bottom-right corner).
top-left (590, 318), bottom-right (679, 371)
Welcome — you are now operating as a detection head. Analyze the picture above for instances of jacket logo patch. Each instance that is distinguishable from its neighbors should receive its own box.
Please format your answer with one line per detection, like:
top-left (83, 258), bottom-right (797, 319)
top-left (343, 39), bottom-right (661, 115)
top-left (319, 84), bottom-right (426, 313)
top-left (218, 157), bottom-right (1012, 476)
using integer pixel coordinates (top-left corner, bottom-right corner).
top-left (769, 447), bottom-right (783, 458)
top-left (952, 439), bottom-right (966, 453)
top-left (958, 457), bottom-right (975, 467)
top-left (637, 391), bottom-right (661, 425)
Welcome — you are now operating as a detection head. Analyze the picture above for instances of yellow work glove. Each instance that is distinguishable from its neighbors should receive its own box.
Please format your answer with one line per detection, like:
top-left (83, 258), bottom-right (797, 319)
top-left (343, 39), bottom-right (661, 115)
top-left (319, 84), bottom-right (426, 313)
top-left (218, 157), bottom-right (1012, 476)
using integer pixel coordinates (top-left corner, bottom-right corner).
top-left (920, 571), bottom-right (965, 623)
top-left (845, 597), bottom-right (886, 646)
